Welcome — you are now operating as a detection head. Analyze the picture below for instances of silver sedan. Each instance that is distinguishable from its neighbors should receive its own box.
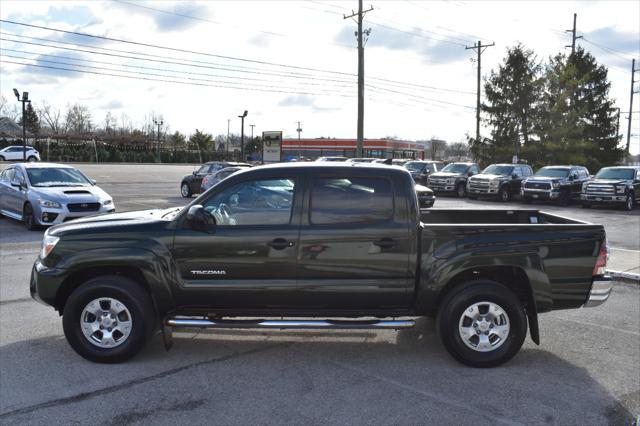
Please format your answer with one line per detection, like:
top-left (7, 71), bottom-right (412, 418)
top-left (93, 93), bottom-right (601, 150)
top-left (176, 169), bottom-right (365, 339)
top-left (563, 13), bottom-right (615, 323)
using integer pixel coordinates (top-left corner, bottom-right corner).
top-left (0, 162), bottom-right (115, 230)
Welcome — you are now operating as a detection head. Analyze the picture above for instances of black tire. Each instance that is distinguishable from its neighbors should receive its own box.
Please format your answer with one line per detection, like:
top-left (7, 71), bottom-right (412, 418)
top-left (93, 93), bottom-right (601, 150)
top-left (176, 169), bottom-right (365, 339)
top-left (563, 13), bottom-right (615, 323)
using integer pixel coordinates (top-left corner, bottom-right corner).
top-left (581, 203), bottom-right (591, 209)
top-left (558, 191), bottom-right (571, 206)
top-left (522, 196), bottom-right (532, 204)
top-left (0, 155), bottom-right (5, 161)
top-left (456, 183), bottom-right (466, 198)
top-left (27, 156), bottom-right (38, 162)
top-left (180, 182), bottom-right (192, 198)
top-left (498, 187), bottom-right (510, 202)
top-left (436, 280), bottom-right (527, 368)
top-left (623, 193), bottom-right (635, 211)
top-left (62, 276), bottom-right (156, 363)
top-left (23, 203), bottom-right (38, 231)
top-left (468, 195), bottom-right (477, 200)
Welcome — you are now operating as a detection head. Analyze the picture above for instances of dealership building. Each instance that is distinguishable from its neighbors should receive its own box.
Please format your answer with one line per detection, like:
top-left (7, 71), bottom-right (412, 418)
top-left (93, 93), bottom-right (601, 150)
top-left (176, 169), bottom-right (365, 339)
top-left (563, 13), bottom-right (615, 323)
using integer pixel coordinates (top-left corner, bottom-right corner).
top-left (281, 138), bottom-right (427, 159)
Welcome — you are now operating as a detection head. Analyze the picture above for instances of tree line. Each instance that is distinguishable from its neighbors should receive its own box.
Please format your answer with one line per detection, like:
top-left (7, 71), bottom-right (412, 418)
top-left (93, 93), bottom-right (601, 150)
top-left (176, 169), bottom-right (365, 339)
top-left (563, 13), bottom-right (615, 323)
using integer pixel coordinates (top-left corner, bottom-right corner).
top-left (470, 45), bottom-right (624, 171)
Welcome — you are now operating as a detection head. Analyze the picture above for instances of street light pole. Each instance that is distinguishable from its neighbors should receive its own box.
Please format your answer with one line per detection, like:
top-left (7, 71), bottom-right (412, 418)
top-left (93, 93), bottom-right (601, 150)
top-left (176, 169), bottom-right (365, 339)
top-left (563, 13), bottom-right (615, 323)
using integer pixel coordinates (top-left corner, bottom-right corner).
top-left (296, 121), bottom-right (302, 159)
top-left (238, 110), bottom-right (248, 161)
top-left (153, 119), bottom-right (163, 163)
top-left (226, 118), bottom-right (230, 161)
top-left (13, 88), bottom-right (30, 161)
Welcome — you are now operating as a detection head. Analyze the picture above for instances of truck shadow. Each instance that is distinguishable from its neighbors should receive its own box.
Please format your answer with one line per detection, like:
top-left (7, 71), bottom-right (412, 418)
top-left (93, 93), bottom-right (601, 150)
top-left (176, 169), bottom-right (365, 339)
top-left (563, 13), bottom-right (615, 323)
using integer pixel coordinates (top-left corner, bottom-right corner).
top-left (0, 318), bottom-right (635, 424)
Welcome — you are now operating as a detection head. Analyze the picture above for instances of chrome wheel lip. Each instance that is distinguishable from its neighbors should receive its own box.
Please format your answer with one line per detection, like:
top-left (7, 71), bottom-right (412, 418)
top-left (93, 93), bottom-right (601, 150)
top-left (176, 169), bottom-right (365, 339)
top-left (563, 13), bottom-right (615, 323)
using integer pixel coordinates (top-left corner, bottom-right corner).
top-left (80, 297), bottom-right (133, 349)
top-left (458, 301), bottom-right (510, 353)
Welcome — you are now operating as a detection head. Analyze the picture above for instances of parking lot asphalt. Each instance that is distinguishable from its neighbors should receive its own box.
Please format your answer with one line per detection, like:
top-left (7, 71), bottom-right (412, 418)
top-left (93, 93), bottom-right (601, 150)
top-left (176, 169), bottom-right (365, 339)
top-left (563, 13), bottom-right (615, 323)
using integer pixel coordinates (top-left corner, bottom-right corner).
top-left (1, 163), bottom-right (639, 425)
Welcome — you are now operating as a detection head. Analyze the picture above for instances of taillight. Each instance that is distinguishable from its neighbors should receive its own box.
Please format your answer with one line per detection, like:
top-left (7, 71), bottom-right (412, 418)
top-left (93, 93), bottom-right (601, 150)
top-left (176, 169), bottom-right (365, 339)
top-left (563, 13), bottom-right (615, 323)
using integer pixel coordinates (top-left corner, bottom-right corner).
top-left (593, 239), bottom-right (608, 276)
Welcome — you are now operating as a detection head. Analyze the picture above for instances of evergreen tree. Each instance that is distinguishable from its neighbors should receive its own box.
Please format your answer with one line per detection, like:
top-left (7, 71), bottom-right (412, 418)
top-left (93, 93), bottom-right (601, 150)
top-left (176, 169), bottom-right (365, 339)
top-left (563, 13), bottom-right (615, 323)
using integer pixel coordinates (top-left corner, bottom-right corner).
top-left (17, 102), bottom-right (40, 134)
top-left (482, 44), bottom-right (543, 164)
top-left (189, 129), bottom-right (213, 150)
top-left (537, 47), bottom-right (622, 171)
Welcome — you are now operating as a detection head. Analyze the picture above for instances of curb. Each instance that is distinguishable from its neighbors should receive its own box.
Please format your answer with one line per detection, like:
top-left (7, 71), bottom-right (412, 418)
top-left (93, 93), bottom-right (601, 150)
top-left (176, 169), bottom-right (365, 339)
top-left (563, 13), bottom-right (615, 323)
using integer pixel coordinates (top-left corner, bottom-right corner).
top-left (606, 270), bottom-right (640, 284)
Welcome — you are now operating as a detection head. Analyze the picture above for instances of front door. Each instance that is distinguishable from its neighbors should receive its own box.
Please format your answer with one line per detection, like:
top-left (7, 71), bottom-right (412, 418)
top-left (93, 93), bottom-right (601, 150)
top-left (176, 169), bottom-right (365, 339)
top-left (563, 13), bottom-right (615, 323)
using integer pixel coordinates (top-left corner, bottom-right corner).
top-left (171, 174), bottom-right (302, 309)
top-left (296, 172), bottom-right (413, 310)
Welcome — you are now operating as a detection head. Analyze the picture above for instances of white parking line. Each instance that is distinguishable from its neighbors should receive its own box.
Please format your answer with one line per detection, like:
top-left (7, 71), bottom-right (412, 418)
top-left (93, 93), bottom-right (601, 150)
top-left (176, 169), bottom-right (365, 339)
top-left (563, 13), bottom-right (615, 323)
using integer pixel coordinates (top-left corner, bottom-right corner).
top-left (609, 247), bottom-right (640, 253)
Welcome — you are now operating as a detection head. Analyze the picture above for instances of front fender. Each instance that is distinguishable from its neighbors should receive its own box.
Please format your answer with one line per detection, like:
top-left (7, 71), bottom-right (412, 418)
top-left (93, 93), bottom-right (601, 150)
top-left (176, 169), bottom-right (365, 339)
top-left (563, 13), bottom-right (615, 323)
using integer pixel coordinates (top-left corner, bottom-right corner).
top-left (56, 247), bottom-right (176, 316)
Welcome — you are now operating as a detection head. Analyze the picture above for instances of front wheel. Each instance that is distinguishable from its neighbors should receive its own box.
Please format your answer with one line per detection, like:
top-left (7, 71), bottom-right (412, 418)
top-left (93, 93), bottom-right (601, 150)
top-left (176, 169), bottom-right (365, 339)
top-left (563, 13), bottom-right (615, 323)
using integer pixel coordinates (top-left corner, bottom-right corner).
top-left (623, 193), bottom-right (635, 211)
top-left (498, 187), bottom-right (510, 202)
top-left (23, 203), bottom-right (38, 231)
top-left (62, 276), bottom-right (156, 363)
top-left (27, 156), bottom-right (38, 162)
top-left (456, 183), bottom-right (466, 198)
top-left (436, 281), bottom-right (527, 368)
top-left (180, 182), bottom-right (192, 198)
top-left (0, 155), bottom-right (5, 161)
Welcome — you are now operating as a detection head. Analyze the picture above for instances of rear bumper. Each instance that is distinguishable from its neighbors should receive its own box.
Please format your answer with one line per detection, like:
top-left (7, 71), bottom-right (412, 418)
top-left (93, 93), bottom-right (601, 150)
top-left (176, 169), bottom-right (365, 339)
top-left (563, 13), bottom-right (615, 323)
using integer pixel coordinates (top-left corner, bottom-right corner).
top-left (583, 276), bottom-right (613, 308)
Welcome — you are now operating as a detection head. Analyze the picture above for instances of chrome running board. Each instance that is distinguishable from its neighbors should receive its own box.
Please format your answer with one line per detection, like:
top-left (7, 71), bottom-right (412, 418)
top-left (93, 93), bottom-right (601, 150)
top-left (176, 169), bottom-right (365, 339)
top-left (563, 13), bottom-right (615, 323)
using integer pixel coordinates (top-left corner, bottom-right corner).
top-left (166, 318), bottom-right (415, 330)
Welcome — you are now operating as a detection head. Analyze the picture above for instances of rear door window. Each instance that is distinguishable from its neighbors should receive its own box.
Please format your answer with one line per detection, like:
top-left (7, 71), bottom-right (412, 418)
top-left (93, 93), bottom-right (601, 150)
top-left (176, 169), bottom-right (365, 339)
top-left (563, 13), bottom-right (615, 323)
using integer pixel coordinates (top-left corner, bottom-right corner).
top-left (310, 177), bottom-right (393, 225)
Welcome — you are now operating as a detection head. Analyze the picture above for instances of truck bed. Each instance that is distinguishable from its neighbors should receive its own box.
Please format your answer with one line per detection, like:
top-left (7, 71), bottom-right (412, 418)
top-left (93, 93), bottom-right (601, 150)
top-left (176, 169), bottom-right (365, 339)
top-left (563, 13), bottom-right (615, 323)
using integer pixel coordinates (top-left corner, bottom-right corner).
top-left (420, 208), bottom-right (589, 225)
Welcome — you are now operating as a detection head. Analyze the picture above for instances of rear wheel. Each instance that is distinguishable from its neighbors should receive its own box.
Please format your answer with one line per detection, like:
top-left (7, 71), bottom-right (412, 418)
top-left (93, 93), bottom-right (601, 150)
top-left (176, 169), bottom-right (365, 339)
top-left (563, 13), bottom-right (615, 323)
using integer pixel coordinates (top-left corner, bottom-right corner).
top-left (456, 183), bottom-right (466, 198)
top-left (436, 280), bottom-right (527, 368)
top-left (180, 182), bottom-right (192, 198)
top-left (62, 276), bottom-right (156, 363)
top-left (23, 203), bottom-right (38, 231)
top-left (27, 156), bottom-right (38, 162)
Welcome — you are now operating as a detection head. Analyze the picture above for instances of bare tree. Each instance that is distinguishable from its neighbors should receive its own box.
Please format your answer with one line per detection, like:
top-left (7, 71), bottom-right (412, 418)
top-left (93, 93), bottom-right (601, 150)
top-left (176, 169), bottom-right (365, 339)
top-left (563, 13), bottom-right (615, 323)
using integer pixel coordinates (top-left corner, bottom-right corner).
top-left (0, 95), bottom-right (21, 121)
top-left (39, 102), bottom-right (63, 134)
top-left (64, 103), bottom-right (93, 135)
top-left (103, 111), bottom-right (116, 136)
top-left (446, 142), bottom-right (469, 161)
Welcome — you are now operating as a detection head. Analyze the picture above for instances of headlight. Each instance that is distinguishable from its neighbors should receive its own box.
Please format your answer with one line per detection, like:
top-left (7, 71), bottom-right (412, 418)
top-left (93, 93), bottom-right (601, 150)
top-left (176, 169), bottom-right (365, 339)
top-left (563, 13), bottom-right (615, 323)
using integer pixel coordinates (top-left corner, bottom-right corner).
top-left (38, 199), bottom-right (62, 208)
top-left (446, 178), bottom-right (455, 185)
top-left (552, 182), bottom-right (560, 189)
top-left (489, 180), bottom-right (500, 187)
top-left (616, 186), bottom-right (626, 194)
top-left (103, 199), bottom-right (113, 206)
top-left (40, 235), bottom-right (60, 259)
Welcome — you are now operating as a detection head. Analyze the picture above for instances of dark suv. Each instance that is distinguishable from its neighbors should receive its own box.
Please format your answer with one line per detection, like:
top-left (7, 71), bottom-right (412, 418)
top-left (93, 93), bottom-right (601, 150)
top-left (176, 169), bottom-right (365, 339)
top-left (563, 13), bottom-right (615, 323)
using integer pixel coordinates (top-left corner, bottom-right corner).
top-left (467, 163), bottom-right (534, 202)
top-left (181, 161), bottom-right (251, 197)
top-left (581, 166), bottom-right (640, 211)
top-left (427, 162), bottom-right (480, 197)
top-left (521, 165), bottom-right (590, 205)
top-left (404, 161), bottom-right (443, 186)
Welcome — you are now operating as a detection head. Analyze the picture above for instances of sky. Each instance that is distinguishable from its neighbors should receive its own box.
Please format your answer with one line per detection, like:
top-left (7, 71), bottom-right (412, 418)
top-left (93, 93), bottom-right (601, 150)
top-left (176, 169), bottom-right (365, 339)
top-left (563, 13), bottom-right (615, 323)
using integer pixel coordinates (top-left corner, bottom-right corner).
top-left (0, 0), bottom-right (639, 154)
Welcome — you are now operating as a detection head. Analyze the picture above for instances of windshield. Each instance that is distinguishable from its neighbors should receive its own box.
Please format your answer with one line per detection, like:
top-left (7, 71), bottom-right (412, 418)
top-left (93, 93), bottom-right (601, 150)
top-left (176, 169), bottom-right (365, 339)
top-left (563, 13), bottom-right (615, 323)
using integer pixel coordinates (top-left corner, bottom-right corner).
top-left (442, 163), bottom-right (469, 174)
top-left (26, 167), bottom-right (92, 187)
top-left (535, 167), bottom-right (570, 178)
top-left (595, 168), bottom-right (635, 180)
top-left (482, 165), bottom-right (513, 175)
top-left (404, 162), bottom-right (425, 172)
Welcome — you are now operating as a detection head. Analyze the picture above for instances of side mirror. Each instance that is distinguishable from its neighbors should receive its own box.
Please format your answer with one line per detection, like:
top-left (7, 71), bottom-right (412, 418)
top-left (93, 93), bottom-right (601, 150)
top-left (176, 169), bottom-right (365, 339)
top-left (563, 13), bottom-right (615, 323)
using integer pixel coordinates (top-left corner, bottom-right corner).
top-left (512, 173), bottom-right (518, 179)
top-left (467, 171), bottom-right (473, 177)
top-left (90, 179), bottom-right (97, 185)
top-left (186, 205), bottom-right (216, 230)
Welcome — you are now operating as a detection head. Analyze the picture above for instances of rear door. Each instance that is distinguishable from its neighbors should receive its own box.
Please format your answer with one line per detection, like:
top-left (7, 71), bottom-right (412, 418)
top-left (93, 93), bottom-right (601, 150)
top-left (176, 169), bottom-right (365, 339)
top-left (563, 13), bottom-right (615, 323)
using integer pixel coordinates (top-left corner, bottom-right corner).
top-left (171, 172), bottom-right (302, 309)
top-left (296, 170), bottom-right (413, 309)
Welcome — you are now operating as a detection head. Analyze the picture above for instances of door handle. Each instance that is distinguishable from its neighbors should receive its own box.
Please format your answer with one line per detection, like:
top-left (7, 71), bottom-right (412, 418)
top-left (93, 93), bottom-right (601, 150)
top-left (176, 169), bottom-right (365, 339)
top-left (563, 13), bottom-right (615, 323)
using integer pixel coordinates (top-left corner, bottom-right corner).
top-left (374, 238), bottom-right (395, 249)
top-left (268, 238), bottom-right (295, 250)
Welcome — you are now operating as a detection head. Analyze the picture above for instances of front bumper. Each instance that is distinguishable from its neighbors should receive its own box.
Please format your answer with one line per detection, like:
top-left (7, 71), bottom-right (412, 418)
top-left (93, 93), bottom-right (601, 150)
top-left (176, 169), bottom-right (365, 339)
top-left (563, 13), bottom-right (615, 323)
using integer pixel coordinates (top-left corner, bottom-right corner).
top-left (35, 203), bottom-right (116, 225)
top-left (522, 189), bottom-right (560, 200)
top-left (30, 259), bottom-right (67, 308)
top-left (581, 194), bottom-right (627, 204)
top-left (583, 276), bottom-right (613, 308)
top-left (418, 195), bottom-right (436, 208)
top-left (467, 187), bottom-right (499, 196)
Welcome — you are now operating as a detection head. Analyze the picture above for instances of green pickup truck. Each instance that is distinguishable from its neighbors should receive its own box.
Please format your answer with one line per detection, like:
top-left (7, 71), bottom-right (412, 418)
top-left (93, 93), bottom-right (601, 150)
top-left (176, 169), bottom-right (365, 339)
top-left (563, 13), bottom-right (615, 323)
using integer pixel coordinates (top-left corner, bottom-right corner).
top-left (31, 163), bottom-right (612, 367)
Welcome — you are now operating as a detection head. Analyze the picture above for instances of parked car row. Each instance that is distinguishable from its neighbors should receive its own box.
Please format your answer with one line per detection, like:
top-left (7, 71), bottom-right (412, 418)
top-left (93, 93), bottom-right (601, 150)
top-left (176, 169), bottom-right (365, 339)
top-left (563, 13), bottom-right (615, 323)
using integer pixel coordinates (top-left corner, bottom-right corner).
top-left (422, 162), bottom-right (639, 211)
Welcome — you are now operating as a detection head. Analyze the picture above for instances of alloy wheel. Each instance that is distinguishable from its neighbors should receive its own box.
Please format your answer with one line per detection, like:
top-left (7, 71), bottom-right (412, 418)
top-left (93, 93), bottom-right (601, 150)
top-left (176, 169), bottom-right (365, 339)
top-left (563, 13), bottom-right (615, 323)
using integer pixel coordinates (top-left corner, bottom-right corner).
top-left (458, 301), bottom-right (510, 352)
top-left (80, 297), bottom-right (133, 348)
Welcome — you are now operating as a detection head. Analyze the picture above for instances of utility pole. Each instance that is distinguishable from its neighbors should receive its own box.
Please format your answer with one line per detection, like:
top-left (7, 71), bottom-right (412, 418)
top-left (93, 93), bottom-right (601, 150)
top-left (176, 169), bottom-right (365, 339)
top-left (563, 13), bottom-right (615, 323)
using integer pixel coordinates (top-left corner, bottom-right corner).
top-left (616, 107), bottom-right (621, 142)
top-left (12, 88), bottom-right (30, 161)
top-left (344, 0), bottom-right (373, 158)
top-left (296, 121), bottom-right (302, 159)
top-left (153, 119), bottom-right (163, 163)
top-left (627, 58), bottom-right (638, 152)
top-left (226, 119), bottom-right (230, 161)
top-left (465, 41), bottom-right (494, 146)
top-left (250, 124), bottom-right (255, 141)
top-left (565, 13), bottom-right (583, 56)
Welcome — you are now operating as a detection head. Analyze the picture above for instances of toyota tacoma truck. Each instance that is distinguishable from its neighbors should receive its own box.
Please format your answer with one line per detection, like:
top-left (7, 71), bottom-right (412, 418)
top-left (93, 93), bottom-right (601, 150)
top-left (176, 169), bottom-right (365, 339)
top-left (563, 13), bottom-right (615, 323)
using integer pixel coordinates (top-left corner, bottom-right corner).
top-left (31, 163), bottom-right (612, 367)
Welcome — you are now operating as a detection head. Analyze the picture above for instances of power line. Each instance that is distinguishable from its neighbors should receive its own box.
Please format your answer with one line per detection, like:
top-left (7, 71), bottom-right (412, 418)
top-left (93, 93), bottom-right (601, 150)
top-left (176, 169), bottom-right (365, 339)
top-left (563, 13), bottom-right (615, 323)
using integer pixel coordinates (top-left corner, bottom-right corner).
top-left (0, 27), bottom-right (474, 96)
top-left (582, 38), bottom-right (635, 62)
